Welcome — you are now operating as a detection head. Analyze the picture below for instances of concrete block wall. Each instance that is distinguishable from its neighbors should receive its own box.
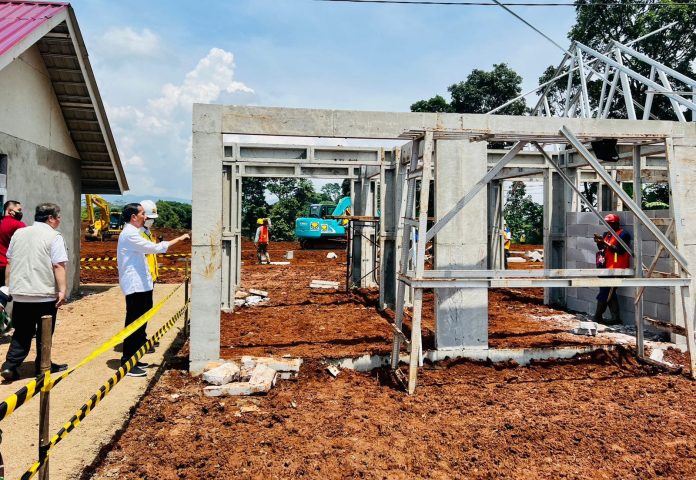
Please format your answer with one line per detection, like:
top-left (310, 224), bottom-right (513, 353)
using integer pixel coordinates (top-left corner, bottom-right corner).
top-left (565, 210), bottom-right (672, 323)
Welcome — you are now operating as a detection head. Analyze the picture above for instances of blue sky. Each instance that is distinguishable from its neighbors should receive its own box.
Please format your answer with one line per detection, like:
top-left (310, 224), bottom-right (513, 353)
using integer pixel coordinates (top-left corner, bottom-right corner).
top-left (70, 0), bottom-right (577, 200)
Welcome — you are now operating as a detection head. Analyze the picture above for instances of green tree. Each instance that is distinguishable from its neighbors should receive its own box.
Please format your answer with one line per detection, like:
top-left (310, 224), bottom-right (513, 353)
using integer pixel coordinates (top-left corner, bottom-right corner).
top-left (410, 95), bottom-right (454, 113)
top-left (539, 1), bottom-right (696, 120)
top-left (503, 182), bottom-right (543, 244)
top-left (410, 64), bottom-right (527, 115)
top-left (242, 178), bottom-right (269, 238)
top-left (321, 183), bottom-right (342, 203)
top-left (154, 200), bottom-right (192, 229)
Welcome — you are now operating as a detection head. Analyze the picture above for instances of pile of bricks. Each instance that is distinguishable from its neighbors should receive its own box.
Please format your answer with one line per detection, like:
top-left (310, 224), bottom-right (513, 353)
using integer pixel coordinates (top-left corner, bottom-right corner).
top-left (202, 356), bottom-right (303, 396)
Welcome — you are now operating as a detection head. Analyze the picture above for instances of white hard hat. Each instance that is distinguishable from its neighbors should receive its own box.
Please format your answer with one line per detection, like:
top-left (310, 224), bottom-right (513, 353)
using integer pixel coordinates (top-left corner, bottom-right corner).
top-left (140, 199), bottom-right (158, 219)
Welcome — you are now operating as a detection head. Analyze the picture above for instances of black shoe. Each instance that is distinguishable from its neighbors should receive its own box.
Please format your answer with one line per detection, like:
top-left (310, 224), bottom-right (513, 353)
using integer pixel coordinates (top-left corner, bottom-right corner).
top-left (147, 345), bottom-right (156, 354)
top-left (50, 363), bottom-right (68, 373)
top-left (35, 363), bottom-right (68, 376)
top-left (1, 368), bottom-right (19, 381)
top-left (126, 365), bottom-right (147, 377)
top-left (136, 361), bottom-right (150, 368)
top-left (154, 341), bottom-right (160, 347)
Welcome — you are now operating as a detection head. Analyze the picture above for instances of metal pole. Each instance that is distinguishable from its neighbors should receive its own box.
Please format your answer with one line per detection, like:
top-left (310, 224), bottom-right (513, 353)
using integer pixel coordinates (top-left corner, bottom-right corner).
top-left (633, 146), bottom-right (644, 359)
top-left (38, 314), bottom-right (52, 480)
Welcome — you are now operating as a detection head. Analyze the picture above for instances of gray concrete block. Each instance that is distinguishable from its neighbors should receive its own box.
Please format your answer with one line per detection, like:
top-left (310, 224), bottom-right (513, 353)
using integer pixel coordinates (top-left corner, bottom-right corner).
top-left (577, 288), bottom-right (598, 303)
top-left (656, 303), bottom-right (672, 322)
top-left (643, 287), bottom-right (670, 306)
top-left (567, 297), bottom-right (592, 315)
top-left (566, 223), bottom-right (590, 237)
top-left (241, 356), bottom-right (302, 373)
top-left (576, 237), bottom-right (597, 252)
top-left (641, 240), bottom-right (657, 257)
top-left (202, 362), bottom-right (241, 385)
top-left (567, 237), bottom-right (577, 250)
top-left (642, 301), bottom-right (658, 319)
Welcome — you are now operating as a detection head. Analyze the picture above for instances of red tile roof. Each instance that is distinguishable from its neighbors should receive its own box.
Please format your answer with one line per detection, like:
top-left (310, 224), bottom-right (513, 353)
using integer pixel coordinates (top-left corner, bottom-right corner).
top-left (0, 1), bottom-right (67, 57)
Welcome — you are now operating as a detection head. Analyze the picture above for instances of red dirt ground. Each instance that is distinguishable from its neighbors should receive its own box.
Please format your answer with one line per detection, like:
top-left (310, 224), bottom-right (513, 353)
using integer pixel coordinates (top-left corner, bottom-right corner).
top-left (86, 240), bottom-right (696, 479)
top-left (90, 347), bottom-right (696, 480)
top-left (79, 223), bottom-right (191, 284)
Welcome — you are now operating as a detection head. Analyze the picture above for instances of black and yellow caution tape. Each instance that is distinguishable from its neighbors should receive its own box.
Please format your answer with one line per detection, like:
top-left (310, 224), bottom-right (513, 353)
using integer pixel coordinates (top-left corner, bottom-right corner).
top-left (80, 256), bottom-right (117, 262)
top-left (0, 282), bottom-right (183, 422)
top-left (81, 265), bottom-right (117, 270)
top-left (80, 253), bottom-right (190, 263)
top-left (21, 302), bottom-right (189, 480)
top-left (159, 267), bottom-right (187, 272)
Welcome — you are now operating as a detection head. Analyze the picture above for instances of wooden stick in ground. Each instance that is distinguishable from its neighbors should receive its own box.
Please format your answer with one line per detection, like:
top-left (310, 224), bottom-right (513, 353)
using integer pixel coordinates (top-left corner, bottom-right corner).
top-left (185, 259), bottom-right (190, 337)
top-left (39, 314), bottom-right (53, 480)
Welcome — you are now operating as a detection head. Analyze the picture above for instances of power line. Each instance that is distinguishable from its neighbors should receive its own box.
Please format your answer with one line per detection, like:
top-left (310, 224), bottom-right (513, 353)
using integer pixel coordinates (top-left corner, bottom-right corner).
top-left (314, 0), bottom-right (695, 6)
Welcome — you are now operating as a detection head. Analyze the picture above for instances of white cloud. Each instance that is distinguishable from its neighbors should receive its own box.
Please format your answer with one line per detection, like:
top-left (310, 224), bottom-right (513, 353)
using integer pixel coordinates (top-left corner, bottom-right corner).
top-left (94, 27), bottom-right (161, 58)
top-left (108, 48), bottom-right (253, 198)
top-left (149, 48), bottom-right (253, 115)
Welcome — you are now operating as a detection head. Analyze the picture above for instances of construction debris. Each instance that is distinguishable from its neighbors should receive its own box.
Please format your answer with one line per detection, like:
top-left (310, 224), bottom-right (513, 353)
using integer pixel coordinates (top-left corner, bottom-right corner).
top-left (269, 261), bottom-right (291, 265)
top-left (326, 365), bottom-right (340, 377)
top-left (326, 252), bottom-right (338, 259)
top-left (202, 361), bottom-right (241, 385)
top-left (310, 280), bottom-right (339, 289)
top-left (233, 289), bottom-right (270, 307)
top-left (203, 356), bottom-right (302, 397)
top-left (507, 257), bottom-right (525, 263)
top-left (285, 250), bottom-right (294, 260)
top-left (525, 249), bottom-right (544, 262)
top-left (572, 321), bottom-right (598, 336)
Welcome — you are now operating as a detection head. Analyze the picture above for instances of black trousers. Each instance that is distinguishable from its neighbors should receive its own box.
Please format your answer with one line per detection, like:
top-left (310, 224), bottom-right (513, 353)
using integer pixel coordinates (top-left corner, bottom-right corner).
top-left (0, 267), bottom-right (5, 287)
top-left (121, 290), bottom-right (153, 364)
top-left (2, 301), bottom-right (57, 372)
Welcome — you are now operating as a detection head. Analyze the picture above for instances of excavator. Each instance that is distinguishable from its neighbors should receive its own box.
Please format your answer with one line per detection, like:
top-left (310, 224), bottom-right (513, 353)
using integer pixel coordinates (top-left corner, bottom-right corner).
top-left (295, 197), bottom-right (351, 248)
top-left (84, 194), bottom-right (123, 241)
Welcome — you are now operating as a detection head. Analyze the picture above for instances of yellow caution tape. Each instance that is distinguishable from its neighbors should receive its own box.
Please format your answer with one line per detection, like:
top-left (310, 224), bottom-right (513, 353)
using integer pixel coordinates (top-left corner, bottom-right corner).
top-left (80, 253), bottom-right (190, 263)
top-left (0, 282), bottom-right (182, 422)
top-left (81, 265), bottom-right (117, 270)
top-left (159, 267), bottom-right (187, 272)
top-left (21, 303), bottom-right (189, 480)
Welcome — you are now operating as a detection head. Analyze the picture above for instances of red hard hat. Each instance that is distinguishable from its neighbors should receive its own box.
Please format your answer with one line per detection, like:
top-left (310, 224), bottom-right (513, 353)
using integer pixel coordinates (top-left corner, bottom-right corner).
top-left (604, 213), bottom-right (620, 224)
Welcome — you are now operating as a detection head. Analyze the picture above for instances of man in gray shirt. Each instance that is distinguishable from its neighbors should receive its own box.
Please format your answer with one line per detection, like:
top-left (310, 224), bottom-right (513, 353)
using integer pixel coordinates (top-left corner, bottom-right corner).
top-left (1, 203), bottom-right (68, 381)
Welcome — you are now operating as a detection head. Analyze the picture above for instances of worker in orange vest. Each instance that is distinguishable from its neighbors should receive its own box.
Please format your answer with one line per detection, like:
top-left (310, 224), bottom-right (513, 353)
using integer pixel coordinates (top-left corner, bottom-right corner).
top-left (254, 218), bottom-right (270, 264)
top-left (593, 213), bottom-right (632, 325)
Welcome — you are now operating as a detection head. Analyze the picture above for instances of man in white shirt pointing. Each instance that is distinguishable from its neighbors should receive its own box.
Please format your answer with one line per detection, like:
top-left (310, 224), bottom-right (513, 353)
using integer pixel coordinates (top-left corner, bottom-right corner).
top-left (117, 203), bottom-right (189, 377)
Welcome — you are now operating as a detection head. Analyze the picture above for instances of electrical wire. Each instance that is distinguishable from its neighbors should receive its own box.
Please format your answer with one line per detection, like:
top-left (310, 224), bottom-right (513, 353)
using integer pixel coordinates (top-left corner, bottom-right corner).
top-left (314, 0), bottom-right (695, 6)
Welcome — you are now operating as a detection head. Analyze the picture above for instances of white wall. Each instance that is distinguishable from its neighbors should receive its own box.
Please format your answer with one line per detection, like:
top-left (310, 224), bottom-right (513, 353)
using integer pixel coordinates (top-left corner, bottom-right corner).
top-left (0, 46), bottom-right (82, 294)
top-left (0, 45), bottom-right (78, 158)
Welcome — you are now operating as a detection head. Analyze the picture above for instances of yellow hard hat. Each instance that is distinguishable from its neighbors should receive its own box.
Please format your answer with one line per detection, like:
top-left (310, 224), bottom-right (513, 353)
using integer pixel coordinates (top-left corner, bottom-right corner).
top-left (257, 218), bottom-right (264, 225)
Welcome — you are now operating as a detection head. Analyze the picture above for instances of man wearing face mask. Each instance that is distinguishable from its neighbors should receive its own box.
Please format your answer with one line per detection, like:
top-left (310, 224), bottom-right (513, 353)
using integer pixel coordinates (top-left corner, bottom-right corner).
top-left (140, 200), bottom-right (160, 353)
top-left (0, 201), bottom-right (26, 287)
top-left (117, 203), bottom-right (189, 377)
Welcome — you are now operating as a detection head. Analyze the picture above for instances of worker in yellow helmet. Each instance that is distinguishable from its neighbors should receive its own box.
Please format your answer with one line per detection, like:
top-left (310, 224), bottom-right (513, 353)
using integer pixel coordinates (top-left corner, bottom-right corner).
top-left (140, 200), bottom-right (160, 352)
top-left (140, 200), bottom-right (159, 283)
top-left (254, 218), bottom-right (271, 264)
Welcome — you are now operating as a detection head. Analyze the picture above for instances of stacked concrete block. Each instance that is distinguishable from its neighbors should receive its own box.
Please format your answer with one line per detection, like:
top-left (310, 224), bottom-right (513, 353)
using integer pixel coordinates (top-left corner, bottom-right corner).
top-left (565, 211), bottom-right (672, 324)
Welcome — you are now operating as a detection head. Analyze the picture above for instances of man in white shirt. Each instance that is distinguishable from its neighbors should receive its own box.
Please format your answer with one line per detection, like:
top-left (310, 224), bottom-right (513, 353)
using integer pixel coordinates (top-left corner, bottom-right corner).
top-left (1, 203), bottom-right (69, 381)
top-left (117, 203), bottom-right (189, 377)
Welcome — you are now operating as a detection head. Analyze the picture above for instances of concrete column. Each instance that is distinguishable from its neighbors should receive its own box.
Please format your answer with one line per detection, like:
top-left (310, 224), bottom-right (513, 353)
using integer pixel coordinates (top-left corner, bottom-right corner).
top-left (190, 104), bottom-right (223, 373)
top-left (381, 154), bottom-right (398, 308)
top-left (487, 180), bottom-right (504, 270)
top-left (546, 151), bottom-right (575, 307)
top-left (433, 140), bottom-right (488, 350)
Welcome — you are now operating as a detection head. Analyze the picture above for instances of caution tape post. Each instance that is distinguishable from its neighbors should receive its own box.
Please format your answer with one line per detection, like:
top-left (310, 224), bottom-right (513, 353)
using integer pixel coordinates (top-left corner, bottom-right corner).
top-left (0, 283), bottom-right (182, 422)
top-left (20, 302), bottom-right (189, 479)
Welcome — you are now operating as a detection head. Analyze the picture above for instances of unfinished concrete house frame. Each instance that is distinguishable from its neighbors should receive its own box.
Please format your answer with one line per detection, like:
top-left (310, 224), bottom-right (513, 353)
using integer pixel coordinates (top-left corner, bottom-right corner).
top-left (192, 104), bottom-right (696, 395)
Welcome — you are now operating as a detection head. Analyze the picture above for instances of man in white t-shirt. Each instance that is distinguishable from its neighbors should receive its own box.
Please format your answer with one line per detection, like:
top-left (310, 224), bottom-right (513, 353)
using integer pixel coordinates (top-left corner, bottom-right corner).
top-left (1, 203), bottom-right (69, 381)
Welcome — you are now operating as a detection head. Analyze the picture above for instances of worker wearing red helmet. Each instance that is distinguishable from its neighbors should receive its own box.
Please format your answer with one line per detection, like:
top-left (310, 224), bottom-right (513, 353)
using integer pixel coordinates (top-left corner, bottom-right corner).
top-left (593, 213), bottom-right (632, 325)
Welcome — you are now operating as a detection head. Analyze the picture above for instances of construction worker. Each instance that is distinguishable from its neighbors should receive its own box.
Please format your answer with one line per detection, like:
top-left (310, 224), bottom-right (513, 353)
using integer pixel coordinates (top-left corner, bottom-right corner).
top-left (140, 200), bottom-right (159, 284)
top-left (254, 218), bottom-right (270, 264)
top-left (140, 200), bottom-right (160, 353)
top-left (503, 225), bottom-right (511, 269)
top-left (593, 213), bottom-right (632, 325)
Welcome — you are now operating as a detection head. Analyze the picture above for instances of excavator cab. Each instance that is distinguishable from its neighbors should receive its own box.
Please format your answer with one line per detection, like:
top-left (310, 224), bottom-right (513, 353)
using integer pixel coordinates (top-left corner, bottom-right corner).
top-left (84, 194), bottom-right (123, 241)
